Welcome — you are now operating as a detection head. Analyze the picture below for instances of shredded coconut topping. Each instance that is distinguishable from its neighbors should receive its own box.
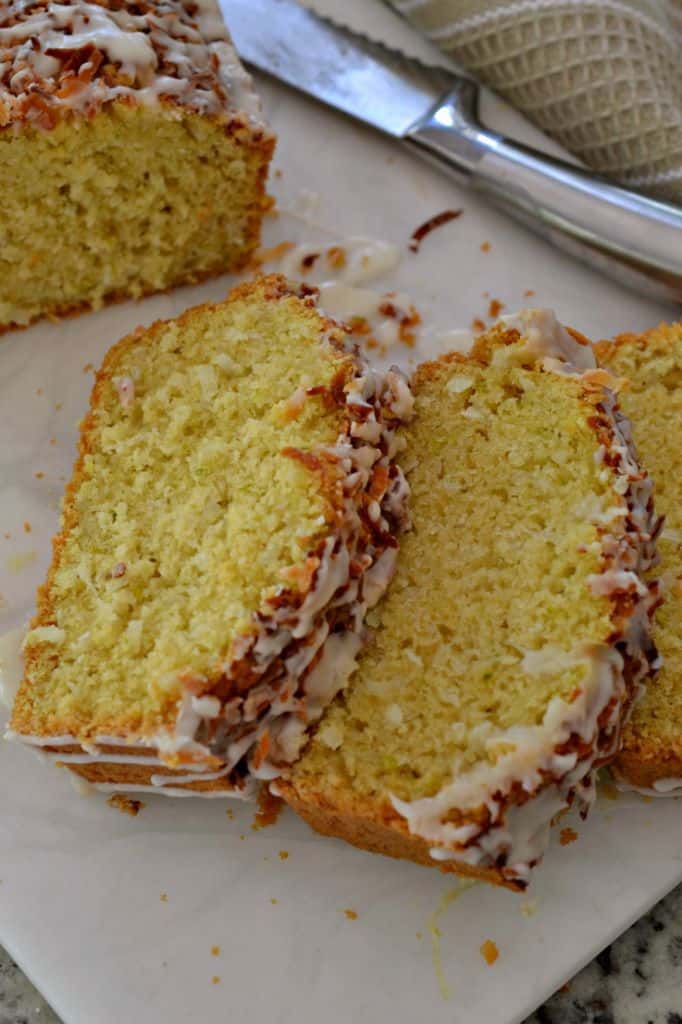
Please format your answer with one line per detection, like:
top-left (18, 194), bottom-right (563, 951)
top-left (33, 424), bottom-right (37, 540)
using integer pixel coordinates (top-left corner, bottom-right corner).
top-left (0, 0), bottom-right (267, 128)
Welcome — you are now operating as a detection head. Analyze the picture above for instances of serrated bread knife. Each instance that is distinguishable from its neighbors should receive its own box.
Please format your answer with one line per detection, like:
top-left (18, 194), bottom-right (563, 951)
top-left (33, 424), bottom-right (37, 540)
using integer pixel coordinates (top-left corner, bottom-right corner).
top-left (228, 0), bottom-right (682, 305)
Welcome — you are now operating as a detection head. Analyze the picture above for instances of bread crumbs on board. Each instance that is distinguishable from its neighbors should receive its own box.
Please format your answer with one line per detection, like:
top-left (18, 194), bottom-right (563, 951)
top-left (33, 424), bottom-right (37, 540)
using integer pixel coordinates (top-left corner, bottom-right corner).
top-left (106, 794), bottom-right (144, 816)
top-left (559, 827), bottom-right (579, 846)
top-left (480, 940), bottom-right (499, 965)
top-left (409, 209), bottom-right (462, 252)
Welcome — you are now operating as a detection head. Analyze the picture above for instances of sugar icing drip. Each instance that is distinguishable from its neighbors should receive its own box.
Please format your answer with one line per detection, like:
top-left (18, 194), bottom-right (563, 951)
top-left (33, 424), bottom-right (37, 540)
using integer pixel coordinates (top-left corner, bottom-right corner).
top-left (0, 0), bottom-right (267, 127)
top-left (390, 310), bottom-right (660, 888)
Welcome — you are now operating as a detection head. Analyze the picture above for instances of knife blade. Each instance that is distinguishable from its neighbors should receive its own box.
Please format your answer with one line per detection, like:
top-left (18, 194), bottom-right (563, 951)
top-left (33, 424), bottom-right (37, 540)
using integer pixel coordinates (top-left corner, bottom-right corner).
top-left (226, 0), bottom-right (454, 138)
top-left (226, 0), bottom-right (682, 304)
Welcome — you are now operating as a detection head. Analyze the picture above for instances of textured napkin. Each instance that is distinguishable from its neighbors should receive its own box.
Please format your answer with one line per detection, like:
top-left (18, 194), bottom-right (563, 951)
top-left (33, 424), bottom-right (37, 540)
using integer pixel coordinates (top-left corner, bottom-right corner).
top-left (386, 0), bottom-right (682, 204)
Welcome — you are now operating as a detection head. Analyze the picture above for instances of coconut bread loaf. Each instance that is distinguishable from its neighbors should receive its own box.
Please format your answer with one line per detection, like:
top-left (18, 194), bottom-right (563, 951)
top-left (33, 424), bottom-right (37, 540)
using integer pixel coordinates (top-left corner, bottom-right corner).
top-left (0, 0), bottom-right (274, 331)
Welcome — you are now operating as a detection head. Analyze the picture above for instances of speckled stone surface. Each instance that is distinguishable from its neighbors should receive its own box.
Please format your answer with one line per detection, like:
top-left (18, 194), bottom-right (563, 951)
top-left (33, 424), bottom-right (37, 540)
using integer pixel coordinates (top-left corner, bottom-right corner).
top-left (2, 885), bottom-right (681, 1023)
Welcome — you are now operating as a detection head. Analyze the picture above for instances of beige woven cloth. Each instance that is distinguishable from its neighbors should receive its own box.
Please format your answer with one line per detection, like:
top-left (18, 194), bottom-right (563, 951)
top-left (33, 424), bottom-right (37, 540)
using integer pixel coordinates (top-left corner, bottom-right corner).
top-left (386, 0), bottom-right (682, 204)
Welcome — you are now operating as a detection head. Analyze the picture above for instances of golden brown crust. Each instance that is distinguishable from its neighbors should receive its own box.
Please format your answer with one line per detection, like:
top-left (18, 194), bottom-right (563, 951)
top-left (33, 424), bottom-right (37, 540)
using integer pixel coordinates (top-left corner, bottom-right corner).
top-left (277, 780), bottom-right (520, 890)
top-left (65, 760), bottom-right (236, 794)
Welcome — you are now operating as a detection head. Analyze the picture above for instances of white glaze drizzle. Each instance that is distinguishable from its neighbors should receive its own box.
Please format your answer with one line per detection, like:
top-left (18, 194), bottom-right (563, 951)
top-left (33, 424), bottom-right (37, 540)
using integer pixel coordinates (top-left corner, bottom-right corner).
top-left (615, 776), bottom-right (682, 797)
top-left (389, 310), bottom-right (659, 887)
top-left (0, 0), bottom-right (267, 127)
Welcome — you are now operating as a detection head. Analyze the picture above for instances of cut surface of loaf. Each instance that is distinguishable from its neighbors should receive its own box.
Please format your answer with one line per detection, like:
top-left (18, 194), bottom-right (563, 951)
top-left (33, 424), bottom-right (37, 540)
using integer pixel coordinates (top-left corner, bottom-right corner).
top-left (0, 0), bottom-right (274, 331)
top-left (596, 323), bottom-right (681, 794)
top-left (9, 274), bottom-right (413, 796)
top-left (280, 311), bottom-right (660, 890)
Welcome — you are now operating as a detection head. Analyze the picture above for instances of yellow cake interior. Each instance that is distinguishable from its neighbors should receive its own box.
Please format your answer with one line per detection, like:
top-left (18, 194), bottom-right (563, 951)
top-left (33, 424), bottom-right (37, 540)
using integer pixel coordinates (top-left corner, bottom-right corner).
top-left (292, 350), bottom-right (617, 804)
top-left (0, 101), bottom-right (270, 328)
top-left (13, 281), bottom-right (351, 738)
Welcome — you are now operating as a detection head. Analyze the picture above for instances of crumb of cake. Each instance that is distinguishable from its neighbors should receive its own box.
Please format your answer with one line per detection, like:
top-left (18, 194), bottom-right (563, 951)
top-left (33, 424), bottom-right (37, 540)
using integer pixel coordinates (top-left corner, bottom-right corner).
top-left (480, 940), bottom-right (499, 965)
top-left (211, 946), bottom-right (220, 957)
top-left (239, 834), bottom-right (246, 840)
top-left (488, 298), bottom-right (505, 318)
top-left (274, 169), bottom-right (283, 179)
top-left (559, 827), bottom-right (579, 846)
top-left (3, 533), bottom-right (10, 540)
top-left (107, 794), bottom-right (144, 816)
top-left (252, 788), bottom-right (284, 830)
top-left (249, 240), bottom-right (294, 269)
top-left (212, 976), bottom-right (221, 985)
top-left (270, 897), bottom-right (278, 905)
top-left (49, 437), bottom-right (56, 445)
top-left (326, 246), bottom-right (347, 269)
top-left (225, 808), bottom-right (234, 820)
top-left (263, 856), bottom-right (270, 862)
top-left (0, 594), bottom-right (7, 610)
top-left (480, 241), bottom-right (491, 252)
top-left (160, 893), bottom-right (168, 903)
top-left (7, 551), bottom-right (36, 572)
top-left (376, 299), bottom-right (422, 347)
top-left (55, 403), bottom-right (63, 411)
top-left (523, 289), bottom-right (535, 298)
top-left (520, 900), bottom-right (538, 918)
top-left (416, 931), bottom-right (423, 940)
top-left (278, 850), bottom-right (289, 861)
top-left (409, 209), bottom-right (462, 252)
top-left (82, 363), bottom-right (94, 373)
top-left (300, 251), bottom-right (320, 271)
top-left (23, 521), bottom-right (31, 533)
top-left (343, 909), bottom-right (358, 920)
top-left (35, 388), bottom-right (43, 396)
top-left (35, 472), bottom-right (44, 479)
top-left (599, 780), bottom-right (620, 800)
top-left (471, 318), bottom-right (486, 333)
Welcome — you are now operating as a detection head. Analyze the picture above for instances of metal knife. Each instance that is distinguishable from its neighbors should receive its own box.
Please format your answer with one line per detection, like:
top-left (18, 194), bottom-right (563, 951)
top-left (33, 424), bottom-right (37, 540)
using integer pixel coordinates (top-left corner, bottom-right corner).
top-left (227, 0), bottom-right (682, 306)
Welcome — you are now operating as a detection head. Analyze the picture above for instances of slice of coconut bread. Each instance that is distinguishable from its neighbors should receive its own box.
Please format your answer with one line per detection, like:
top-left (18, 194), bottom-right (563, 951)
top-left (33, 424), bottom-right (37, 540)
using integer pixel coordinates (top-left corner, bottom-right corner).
top-left (8, 275), bottom-right (412, 797)
top-left (279, 311), bottom-right (660, 890)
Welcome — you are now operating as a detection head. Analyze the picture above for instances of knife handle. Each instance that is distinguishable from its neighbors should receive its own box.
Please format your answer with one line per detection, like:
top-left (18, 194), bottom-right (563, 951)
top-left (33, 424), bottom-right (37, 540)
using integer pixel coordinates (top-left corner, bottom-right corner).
top-left (404, 79), bottom-right (682, 306)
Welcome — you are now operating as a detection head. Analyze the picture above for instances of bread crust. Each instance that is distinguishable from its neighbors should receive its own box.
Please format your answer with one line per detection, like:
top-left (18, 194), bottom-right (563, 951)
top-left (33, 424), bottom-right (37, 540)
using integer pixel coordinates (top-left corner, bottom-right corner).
top-left (277, 780), bottom-right (521, 890)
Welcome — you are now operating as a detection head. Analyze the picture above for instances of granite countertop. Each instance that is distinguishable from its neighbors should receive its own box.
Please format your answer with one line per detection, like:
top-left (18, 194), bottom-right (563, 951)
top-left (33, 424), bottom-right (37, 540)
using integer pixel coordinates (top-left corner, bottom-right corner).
top-left (2, 885), bottom-right (681, 1024)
